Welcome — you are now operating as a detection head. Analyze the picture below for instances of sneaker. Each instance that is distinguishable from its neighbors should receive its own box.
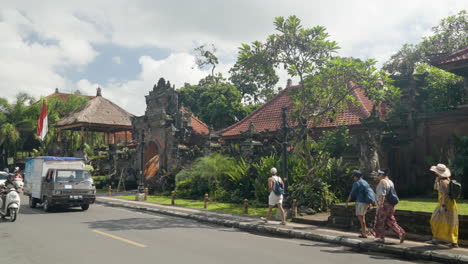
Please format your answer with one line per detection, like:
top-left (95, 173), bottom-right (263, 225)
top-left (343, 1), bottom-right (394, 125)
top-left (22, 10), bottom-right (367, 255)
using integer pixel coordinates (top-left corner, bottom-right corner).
top-left (260, 217), bottom-right (268, 223)
top-left (280, 222), bottom-right (287, 225)
top-left (425, 240), bottom-right (438, 245)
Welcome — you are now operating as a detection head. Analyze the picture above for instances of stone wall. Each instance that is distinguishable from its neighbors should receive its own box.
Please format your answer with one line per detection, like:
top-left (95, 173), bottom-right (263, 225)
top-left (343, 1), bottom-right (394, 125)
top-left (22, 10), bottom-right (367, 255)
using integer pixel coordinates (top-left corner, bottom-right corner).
top-left (386, 106), bottom-right (468, 197)
top-left (329, 204), bottom-right (468, 245)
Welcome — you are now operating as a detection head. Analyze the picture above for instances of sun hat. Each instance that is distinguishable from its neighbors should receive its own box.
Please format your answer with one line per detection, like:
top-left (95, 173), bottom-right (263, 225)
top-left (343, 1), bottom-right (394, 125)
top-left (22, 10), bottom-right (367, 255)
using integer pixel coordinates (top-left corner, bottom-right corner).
top-left (430, 164), bottom-right (451, 178)
top-left (270, 168), bottom-right (277, 175)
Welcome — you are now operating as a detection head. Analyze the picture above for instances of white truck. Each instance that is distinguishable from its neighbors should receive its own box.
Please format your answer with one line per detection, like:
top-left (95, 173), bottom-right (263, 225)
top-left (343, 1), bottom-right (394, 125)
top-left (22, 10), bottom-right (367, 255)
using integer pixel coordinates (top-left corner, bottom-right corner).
top-left (24, 156), bottom-right (96, 212)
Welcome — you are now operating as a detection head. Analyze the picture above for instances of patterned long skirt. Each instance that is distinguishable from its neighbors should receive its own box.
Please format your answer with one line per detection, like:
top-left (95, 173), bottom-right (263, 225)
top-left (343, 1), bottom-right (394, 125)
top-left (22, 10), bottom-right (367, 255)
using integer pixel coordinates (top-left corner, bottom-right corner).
top-left (430, 192), bottom-right (458, 243)
top-left (373, 201), bottom-right (405, 239)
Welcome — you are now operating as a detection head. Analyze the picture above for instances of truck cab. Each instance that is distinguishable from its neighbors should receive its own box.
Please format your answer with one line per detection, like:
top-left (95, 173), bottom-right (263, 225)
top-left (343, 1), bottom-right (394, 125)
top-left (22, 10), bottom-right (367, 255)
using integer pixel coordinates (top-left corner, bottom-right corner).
top-left (24, 156), bottom-right (96, 212)
top-left (39, 169), bottom-right (96, 211)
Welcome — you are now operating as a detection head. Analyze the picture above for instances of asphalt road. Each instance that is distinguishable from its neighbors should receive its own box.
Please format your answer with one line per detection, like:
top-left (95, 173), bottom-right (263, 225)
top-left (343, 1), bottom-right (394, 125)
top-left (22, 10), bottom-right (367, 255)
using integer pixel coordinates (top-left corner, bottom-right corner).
top-left (0, 196), bottom-right (435, 264)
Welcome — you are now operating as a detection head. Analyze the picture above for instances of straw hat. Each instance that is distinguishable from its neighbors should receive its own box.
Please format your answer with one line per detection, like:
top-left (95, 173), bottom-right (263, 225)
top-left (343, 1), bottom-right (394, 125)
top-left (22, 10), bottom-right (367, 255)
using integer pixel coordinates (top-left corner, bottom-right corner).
top-left (430, 164), bottom-right (451, 178)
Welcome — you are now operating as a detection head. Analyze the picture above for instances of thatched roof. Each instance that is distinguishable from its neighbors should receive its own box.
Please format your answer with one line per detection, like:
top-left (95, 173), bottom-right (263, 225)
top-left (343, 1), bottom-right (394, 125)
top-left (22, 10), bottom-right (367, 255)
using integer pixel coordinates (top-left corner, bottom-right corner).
top-left (55, 92), bottom-right (134, 132)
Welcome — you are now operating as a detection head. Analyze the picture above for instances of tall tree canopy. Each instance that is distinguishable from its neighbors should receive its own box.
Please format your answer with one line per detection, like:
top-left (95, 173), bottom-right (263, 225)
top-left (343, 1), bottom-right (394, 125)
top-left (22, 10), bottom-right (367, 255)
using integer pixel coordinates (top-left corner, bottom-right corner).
top-left (384, 10), bottom-right (467, 114)
top-left (178, 77), bottom-right (250, 130)
top-left (384, 10), bottom-right (467, 77)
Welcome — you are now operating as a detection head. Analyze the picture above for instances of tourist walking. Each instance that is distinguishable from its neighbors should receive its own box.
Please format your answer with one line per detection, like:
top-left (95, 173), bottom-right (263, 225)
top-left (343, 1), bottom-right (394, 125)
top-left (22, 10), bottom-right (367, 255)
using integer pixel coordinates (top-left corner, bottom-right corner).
top-left (346, 170), bottom-right (375, 238)
top-left (261, 168), bottom-right (286, 225)
top-left (428, 164), bottom-right (459, 248)
top-left (372, 169), bottom-right (405, 243)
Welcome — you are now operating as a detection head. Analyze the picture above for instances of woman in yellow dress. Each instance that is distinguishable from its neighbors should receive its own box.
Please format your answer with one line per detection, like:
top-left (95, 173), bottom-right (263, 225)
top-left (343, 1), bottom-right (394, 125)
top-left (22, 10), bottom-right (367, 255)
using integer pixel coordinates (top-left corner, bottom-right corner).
top-left (428, 164), bottom-right (459, 248)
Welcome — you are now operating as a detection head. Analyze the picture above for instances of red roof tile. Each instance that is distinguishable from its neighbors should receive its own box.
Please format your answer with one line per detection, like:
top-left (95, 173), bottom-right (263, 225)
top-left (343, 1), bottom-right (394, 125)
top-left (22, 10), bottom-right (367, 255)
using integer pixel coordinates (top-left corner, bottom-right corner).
top-left (181, 107), bottom-right (210, 135)
top-left (218, 84), bottom-right (386, 139)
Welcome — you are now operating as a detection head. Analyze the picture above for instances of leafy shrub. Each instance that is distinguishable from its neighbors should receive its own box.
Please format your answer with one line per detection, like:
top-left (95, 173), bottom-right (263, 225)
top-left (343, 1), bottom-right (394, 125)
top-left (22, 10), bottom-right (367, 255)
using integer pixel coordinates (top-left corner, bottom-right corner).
top-left (175, 154), bottom-right (250, 202)
top-left (251, 155), bottom-right (281, 204)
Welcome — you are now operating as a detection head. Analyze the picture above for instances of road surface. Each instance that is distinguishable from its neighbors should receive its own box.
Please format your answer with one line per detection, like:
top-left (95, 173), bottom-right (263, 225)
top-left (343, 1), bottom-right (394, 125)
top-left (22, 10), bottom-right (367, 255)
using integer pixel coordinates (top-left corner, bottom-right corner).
top-left (0, 196), bottom-right (435, 264)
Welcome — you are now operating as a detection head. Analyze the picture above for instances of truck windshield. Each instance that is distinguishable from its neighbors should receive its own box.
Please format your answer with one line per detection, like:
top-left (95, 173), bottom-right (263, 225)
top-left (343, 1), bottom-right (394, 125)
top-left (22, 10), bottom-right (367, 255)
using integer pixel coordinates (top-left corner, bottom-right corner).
top-left (55, 170), bottom-right (92, 183)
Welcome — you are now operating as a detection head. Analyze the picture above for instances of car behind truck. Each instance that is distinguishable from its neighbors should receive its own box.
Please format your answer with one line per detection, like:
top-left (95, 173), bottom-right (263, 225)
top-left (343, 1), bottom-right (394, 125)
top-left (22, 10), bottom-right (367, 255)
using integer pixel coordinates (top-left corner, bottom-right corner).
top-left (24, 156), bottom-right (96, 212)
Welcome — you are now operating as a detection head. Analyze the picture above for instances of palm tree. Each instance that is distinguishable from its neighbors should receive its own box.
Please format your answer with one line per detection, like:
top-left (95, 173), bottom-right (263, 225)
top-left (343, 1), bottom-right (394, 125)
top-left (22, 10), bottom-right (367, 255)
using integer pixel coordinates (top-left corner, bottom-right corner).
top-left (0, 93), bottom-right (36, 168)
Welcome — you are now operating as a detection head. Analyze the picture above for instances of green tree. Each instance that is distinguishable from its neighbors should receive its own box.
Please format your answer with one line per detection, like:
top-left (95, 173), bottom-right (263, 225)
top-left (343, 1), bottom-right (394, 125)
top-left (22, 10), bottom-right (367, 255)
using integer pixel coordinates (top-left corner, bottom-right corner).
top-left (229, 41), bottom-right (279, 103)
top-left (267, 16), bottom-right (339, 85)
top-left (0, 93), bottom-right (36, 167)
top-left (414, 63), bottom-right (464, 112)
top-left (384, 10), bottom-right (467, 115)
top-left (292, 58), bottom-right (399, 130)
top-left (194, 44), bottom-right (219, 78)
top-left (384, 10), bottom-right (467, 77)
top-left (178, 79), bottom-right (246, 130)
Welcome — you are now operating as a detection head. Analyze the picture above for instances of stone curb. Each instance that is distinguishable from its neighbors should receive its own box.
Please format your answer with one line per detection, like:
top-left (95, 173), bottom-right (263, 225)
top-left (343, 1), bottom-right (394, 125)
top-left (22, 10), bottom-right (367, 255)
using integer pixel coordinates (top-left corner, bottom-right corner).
top-left (96, 199), bottom-right (467, 264)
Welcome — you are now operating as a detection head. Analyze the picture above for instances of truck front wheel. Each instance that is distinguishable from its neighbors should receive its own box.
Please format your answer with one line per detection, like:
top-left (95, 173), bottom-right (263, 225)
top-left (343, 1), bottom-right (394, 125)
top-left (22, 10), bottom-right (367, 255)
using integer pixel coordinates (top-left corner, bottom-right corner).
top-left (29, 197), bottom-right (37, 208)
top-left (43, 198), bottom-right (52, 212)
top-left (81, 204), bottom-right (89, 211)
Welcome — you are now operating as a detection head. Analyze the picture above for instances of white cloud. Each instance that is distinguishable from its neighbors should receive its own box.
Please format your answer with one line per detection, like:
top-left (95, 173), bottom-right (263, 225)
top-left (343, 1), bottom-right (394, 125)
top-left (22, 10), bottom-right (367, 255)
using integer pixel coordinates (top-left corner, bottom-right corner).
top-left (0, 0), bottom-right (466, 109)
top-left (112, 56), bottom-right (122, 65)
top-left (91, 52), bottom-right (233, 115)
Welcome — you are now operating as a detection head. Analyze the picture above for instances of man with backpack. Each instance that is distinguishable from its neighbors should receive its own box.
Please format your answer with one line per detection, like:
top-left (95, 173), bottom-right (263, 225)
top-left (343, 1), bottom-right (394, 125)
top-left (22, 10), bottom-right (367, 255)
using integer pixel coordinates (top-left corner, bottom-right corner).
top-left (261, 168), bottom-right (286, 225)
top-left (346, 170), bottom-right (375, 238)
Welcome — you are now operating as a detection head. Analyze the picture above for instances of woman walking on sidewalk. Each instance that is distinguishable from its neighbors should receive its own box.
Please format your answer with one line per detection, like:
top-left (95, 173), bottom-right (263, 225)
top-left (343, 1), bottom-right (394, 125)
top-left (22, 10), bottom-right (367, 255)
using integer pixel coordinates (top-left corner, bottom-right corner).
top-left (428, 164), bottom-right (459, 248)
top-left (372, 169), bottom-right (405, 243)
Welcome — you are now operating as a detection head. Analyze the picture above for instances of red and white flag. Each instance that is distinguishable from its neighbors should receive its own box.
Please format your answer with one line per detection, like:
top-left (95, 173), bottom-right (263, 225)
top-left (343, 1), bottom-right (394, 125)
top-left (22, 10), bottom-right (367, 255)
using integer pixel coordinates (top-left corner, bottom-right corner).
top-left (37, 101), bottom-right (48, 141)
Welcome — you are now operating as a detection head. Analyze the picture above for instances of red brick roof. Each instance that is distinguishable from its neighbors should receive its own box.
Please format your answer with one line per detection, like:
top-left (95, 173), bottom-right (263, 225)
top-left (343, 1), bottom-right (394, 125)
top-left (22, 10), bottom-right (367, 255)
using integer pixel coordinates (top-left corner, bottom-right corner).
top-left (430, 47), bottom-right (468, 66)
top-left (218, 84), bottom-right (386, 139)
top-left (181, 107), bottom-right (210, 135)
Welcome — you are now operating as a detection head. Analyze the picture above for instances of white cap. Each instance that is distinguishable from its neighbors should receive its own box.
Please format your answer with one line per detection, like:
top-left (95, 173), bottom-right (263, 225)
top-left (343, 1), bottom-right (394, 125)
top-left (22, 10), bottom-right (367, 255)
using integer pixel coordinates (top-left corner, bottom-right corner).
top-left (270, 168), bottom-right (277, 175)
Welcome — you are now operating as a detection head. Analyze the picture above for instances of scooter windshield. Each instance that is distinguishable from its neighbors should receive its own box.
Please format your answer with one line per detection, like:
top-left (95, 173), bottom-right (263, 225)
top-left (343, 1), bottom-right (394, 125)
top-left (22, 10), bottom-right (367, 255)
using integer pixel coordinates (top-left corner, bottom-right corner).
top-left (55, 170), bottom-right (92, 183)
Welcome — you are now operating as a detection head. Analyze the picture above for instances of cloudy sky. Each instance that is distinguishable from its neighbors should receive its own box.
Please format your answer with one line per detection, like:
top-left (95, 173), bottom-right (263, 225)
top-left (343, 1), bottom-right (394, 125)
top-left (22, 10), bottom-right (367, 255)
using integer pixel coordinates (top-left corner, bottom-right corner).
top-left (1, 0), bottom-right (466, 115)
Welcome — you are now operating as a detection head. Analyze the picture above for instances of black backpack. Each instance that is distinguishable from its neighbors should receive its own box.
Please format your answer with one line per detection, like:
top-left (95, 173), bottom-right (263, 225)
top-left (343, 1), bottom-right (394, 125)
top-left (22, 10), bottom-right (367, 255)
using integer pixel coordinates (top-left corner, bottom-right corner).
top-left (385, 186), bottom-right (400, 206)
top-left (448, 180), bottom-right (462, 199)
top-left (273, 177), bottom-right (284, 195)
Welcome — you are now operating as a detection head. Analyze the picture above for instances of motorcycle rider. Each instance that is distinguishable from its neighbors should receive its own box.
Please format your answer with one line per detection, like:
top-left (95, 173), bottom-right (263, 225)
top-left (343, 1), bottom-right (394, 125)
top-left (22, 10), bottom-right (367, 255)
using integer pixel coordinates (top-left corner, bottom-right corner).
top-left (1, 174), bottom-right (16, 211)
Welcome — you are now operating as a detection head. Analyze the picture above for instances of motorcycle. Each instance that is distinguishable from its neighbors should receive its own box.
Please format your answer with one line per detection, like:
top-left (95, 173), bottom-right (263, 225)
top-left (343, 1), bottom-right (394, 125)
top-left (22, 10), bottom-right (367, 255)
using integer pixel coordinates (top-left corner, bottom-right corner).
top-left (0, 185), bottom-right (20, 222)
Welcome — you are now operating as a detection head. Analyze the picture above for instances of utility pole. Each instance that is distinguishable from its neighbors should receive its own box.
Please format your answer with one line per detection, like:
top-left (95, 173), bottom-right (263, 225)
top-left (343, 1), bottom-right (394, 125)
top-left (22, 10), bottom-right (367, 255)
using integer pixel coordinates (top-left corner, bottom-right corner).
top-left (281, 106), bottom-right (289, 194)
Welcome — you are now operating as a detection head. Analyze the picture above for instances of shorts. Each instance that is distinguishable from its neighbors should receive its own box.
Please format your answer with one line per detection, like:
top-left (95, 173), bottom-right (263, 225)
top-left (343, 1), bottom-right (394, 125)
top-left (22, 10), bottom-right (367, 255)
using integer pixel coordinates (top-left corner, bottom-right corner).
top-left (268, 192), bottom-right (283, 206)
top-left (355, 202), bottom-right (369, 216)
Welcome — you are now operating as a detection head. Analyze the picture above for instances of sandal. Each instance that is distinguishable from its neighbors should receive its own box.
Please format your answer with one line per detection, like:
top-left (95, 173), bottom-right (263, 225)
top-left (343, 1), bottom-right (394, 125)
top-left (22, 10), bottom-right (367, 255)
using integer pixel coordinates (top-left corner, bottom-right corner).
top-left (425, 240), bottom-right (438, 245)
top-left (399, 233), bottom-right (405, 244)
top-left (280, 222), bottom-right (287, 225)
top-left (358, 234), bottom-right (368, 238)
top-left (451, 243), bottom-right (459, 248)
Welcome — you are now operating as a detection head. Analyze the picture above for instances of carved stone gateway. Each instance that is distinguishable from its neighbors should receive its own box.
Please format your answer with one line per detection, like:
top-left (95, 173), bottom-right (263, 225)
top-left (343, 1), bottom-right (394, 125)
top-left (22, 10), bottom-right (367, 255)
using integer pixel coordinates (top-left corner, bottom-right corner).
top-left (132, 78), bottom-right (211, 191)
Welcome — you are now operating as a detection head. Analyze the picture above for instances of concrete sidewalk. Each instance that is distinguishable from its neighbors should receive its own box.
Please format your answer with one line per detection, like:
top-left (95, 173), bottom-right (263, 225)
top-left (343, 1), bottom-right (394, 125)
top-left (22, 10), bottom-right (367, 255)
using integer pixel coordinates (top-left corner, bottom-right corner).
top-left (96, 196), bottom-right (468, 263)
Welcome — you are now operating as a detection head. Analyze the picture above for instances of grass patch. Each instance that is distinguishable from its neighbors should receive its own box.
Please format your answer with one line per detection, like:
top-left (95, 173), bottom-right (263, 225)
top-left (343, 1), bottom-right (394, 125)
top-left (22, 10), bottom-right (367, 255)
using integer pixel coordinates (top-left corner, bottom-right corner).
top-left (117, 195), bottom-right (276, 217)
top-left (396, 198), bottom-right (468, 215)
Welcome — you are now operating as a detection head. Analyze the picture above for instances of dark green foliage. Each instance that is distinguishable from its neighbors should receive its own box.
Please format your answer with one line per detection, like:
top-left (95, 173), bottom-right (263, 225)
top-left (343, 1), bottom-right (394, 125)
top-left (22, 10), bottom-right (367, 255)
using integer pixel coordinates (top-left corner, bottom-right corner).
top-left (449, 134), bottom-right (468, 199)
top-left (229, 41), bottom-right (279, 103)
top-left (251, 155), bottom-right (281, 204)
top-left (178, 80), bottom-right (246, 130)
top-left (414, 63), bottom-right (465, 112)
